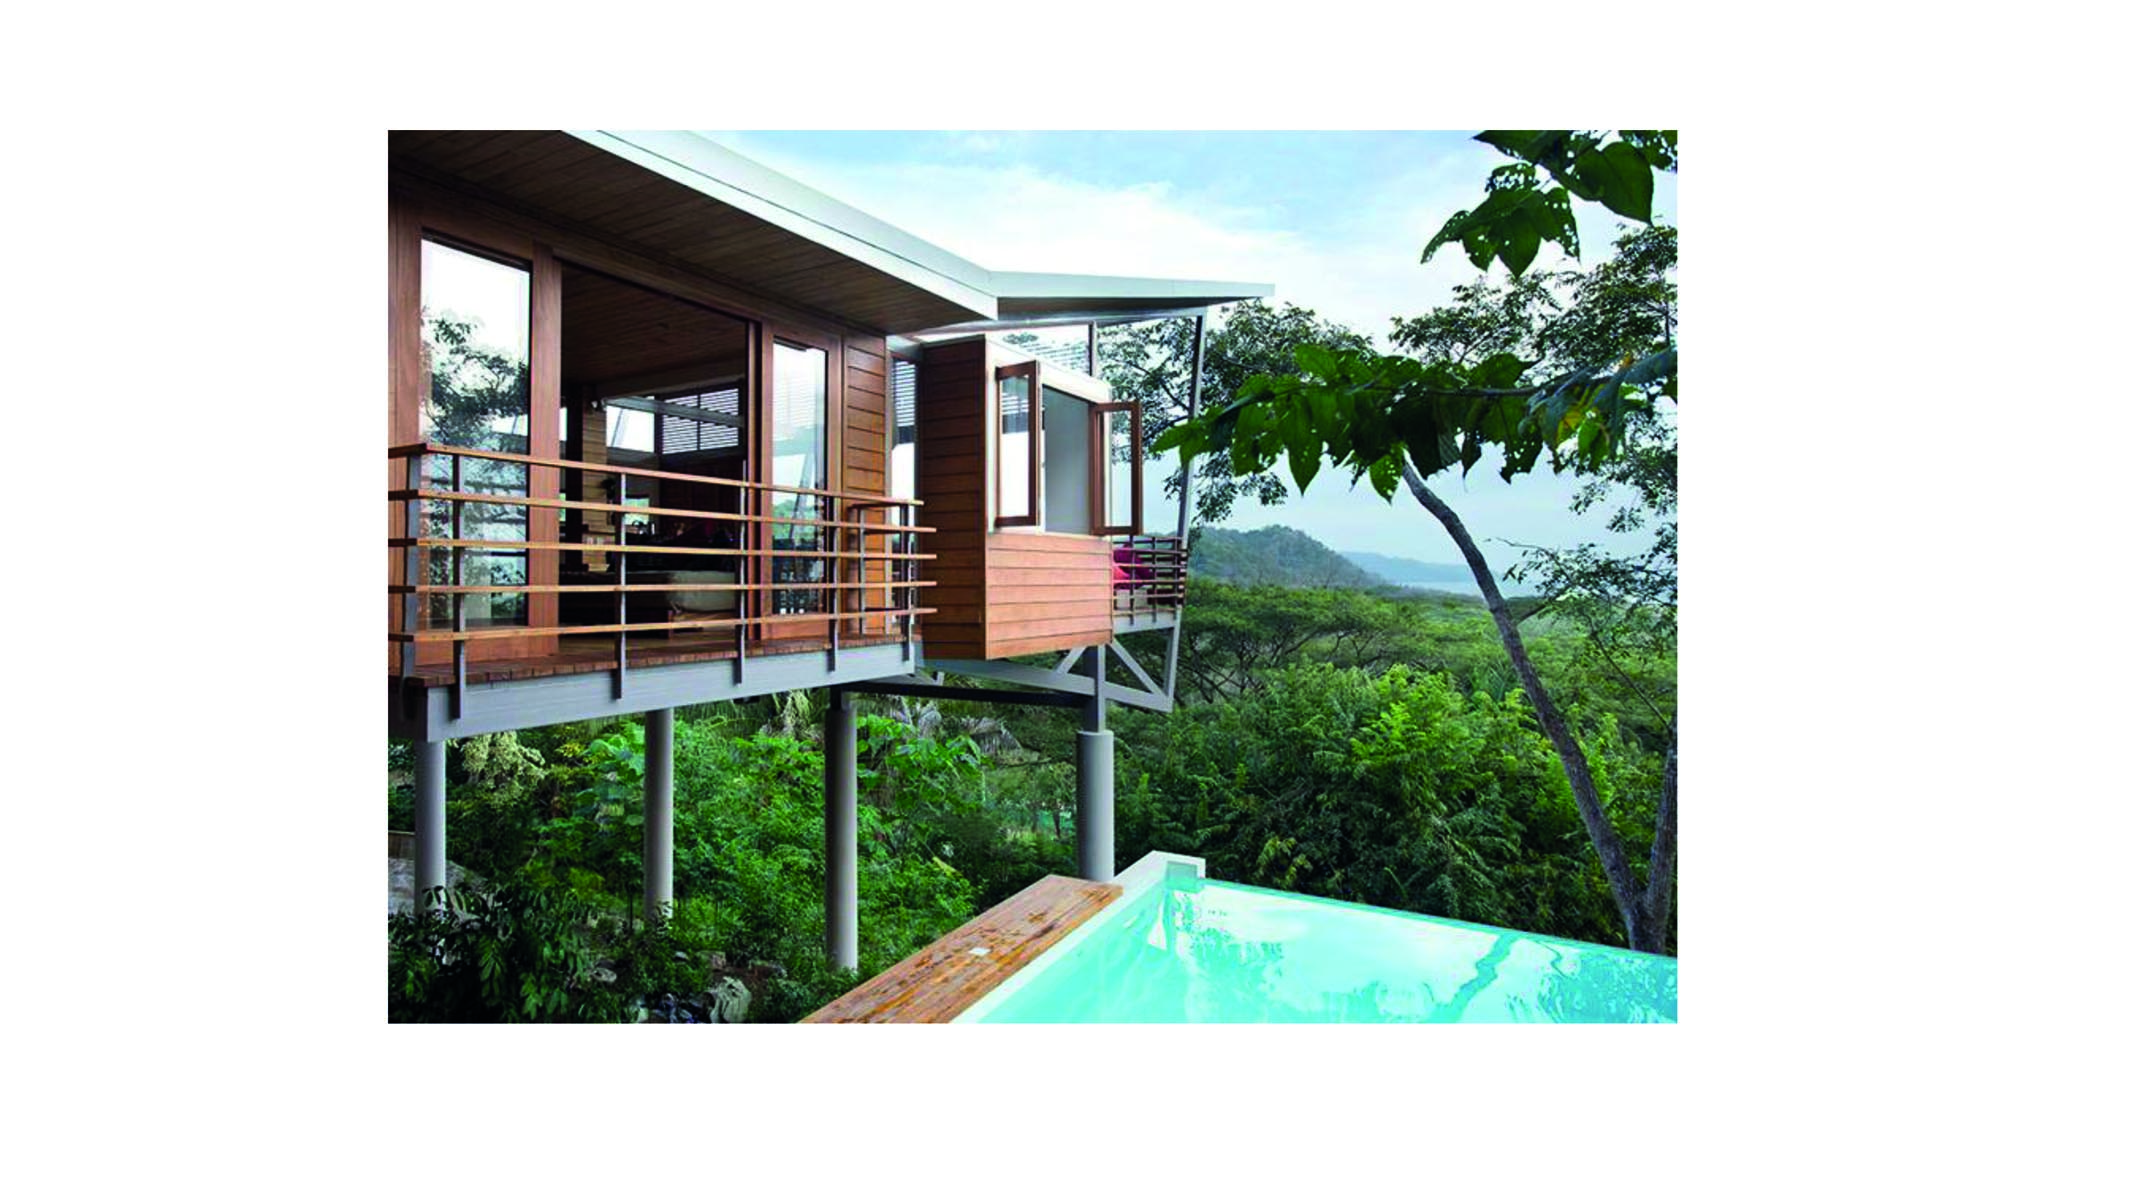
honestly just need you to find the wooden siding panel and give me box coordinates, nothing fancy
[916,339,990,651]
[982,529,1112,659]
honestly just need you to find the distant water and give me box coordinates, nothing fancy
[1384,577,1483,596]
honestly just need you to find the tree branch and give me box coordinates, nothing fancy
[1401,461,1651,950]
[1640,736,1678,950]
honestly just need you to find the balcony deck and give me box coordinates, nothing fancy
[387,441,1190,736]
[400,629,911,688]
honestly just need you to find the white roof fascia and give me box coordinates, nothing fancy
[987,270,1273,306]
[568,130,999,321]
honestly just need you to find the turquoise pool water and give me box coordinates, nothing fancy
[967,875,1676,1023]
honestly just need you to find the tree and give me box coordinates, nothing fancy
[1101,299,1372,524]
[1154,131,1679,952]
[1505,226,1677,750]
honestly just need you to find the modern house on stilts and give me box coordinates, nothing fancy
[387,131,1271,972]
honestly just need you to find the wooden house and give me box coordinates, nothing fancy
[386,131,1270,967]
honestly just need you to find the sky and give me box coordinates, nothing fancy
[710,131,1678,579]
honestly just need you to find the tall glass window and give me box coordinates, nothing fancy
[890,357,918,501]
[996,364,1037,525]
[771,342,828,613]
[419,239,530,629]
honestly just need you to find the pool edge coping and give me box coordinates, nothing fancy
[951,850,1205,1023]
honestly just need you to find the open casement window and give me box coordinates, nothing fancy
[995,361,1041,527]
[1090,400,1143,536]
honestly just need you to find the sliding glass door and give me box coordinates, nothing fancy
[768,340,829,621]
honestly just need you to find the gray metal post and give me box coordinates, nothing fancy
[1076,646,1114,881]
[1164,314,1208,696]
[413,738,447,909]
[825,688,859,971]
[643,708,675,924]
[1075,727,1116,884]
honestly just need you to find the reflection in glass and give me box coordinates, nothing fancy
[771,343,827,614]
[998,371,1032,521]
[419,239,530,629]
[1040,386,1089,532]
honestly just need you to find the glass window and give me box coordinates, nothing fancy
[1041,385,1091,533]
[997,365,1036,525]
[771,342,828,613]
[604,406,655,456]
[890,358,918,501]
[419,239,530,629]
[1103,406,1137,531]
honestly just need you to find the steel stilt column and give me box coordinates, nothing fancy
[413,738,447,910]
[1164,313,1207,697]
[825,688,859,971]
[1076,647,1115,882]
[643,708,675,925]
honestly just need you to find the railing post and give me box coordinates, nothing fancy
[734,483,749,685]
[451,454,465,720]
[613,466,628,701]
[902,501,916,660]
[399,450,424,679]
[827,494,841,671]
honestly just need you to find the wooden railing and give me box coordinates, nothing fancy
[1111,533,1188,620]
[388,442,934,694]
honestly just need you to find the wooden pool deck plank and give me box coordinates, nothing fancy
[802,875,1120,1023]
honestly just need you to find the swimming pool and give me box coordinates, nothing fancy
[957,856,1676,1023]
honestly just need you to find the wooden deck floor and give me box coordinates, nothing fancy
[403,630,907,686]
[803,875,1120,1023]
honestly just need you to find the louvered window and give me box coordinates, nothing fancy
[891,357,918,500]
[656,384,743,455]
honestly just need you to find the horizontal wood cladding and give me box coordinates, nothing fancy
[843,334,893,634]
[916,338,989,655]
[983,531,1111,658]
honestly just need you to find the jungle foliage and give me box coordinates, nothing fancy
[386,565,1674,1022]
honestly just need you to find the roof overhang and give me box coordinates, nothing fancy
[391,131,1274,336]
[567,130,1001,324]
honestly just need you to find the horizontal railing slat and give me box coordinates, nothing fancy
[389,607,938,644]
[390,581,936,595]
[388,488,930,534]
[388,441,918,507]
[391,537,933,562]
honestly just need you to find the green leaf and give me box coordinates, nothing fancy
[1573,141,1655,224]
[1474,130,1544,158]
[1293,344,1338,378]
[1497,205,1542,275]
[1421,207,1474,264]
[1289,440,1321,492]
[1472,352,1530,390]
[1366,455,1400,500]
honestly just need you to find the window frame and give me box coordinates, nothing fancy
[993,360,1042,528]
[1088,399,1144,537]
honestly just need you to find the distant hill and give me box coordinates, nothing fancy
[1190,526,1389,589]
[1339,550,1471,587]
